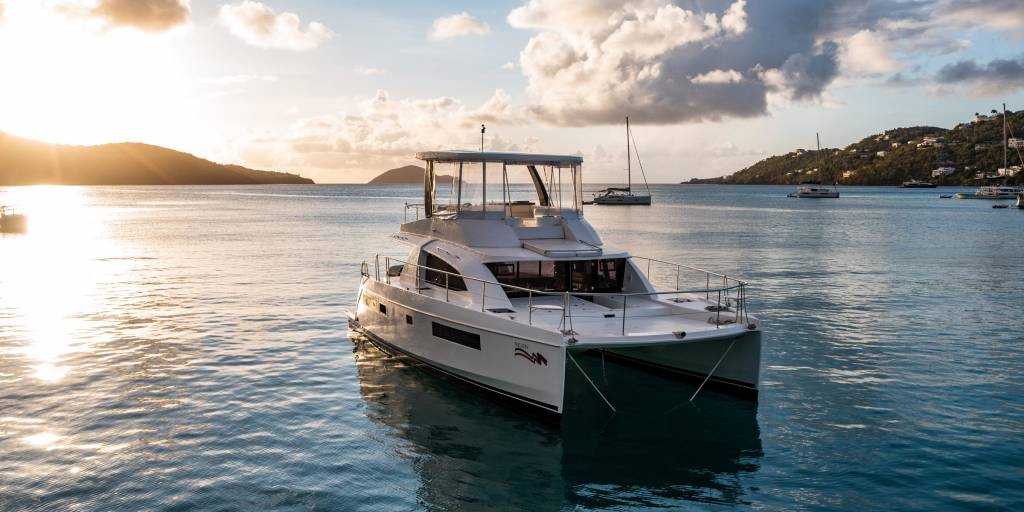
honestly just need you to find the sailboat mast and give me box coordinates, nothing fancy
[626,116,631,192]
[1003,103,1008,173]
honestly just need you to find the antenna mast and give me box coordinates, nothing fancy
[1003,104,1008,174]
[626,116,631,192]
[481,124,486,152]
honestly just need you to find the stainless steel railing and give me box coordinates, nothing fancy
[366,254,750,337]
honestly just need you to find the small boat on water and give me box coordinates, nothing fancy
[955,186,1023,199]
[993,204,1009,209]
[0,205,27,233]
[788,133,839,198]
[788,182,840,198]
[1017,193,1024,209]
[593,117,651,205]
[939,195,953,199]
[347,150,762,420]
[899,179,937,188]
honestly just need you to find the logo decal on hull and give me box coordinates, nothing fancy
[514,347,548,366]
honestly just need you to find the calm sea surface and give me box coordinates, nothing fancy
[1,184,1022,511]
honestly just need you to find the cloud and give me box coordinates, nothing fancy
[501,61,516,71]
[839,30,902,76]
[355,66,387,76]
[89,0,190,32]
[232,89,531,175]
[219,1,332,51]
[430,12,490,40]
[502,0,1024,126]
[0,2,5,23]
[935,56,1024,95]
[199,74,278,85]
[691,69,744,85]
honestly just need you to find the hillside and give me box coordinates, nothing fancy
[692,110,1024,186]
[0,132,313,185]
[368,165,454,184]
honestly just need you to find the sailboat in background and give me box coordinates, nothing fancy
[593,116,652,205]
[956,103,1023,199]
[788,133,839,198]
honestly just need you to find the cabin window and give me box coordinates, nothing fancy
[379,303,387,315]
[485,259,625,296]
[423,253,467,291]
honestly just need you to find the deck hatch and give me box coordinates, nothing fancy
[431,322,481,350]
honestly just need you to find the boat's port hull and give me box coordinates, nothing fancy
[354,281,568,415]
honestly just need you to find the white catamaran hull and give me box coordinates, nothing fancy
[350,279,761,417]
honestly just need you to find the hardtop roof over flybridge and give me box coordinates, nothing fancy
[415,151,583,166]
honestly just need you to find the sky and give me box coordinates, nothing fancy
[0,0,1022,183]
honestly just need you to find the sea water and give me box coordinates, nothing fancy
[1,184,1022,510]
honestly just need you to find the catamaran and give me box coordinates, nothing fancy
[592,117,652,205]
[957,103,1023,199]
[788,133,839,198]
[346,150,761,419]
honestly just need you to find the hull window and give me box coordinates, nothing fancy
[379,303,387,315]
[431,322,481,350]
[424,253,467,291]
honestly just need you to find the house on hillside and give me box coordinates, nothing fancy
[891,142,901,148]
[842,170,855,179]
[932,166,956,177]
[876,151,888,157]
[997,166,1022,177]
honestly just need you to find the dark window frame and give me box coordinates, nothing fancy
[431,322,481,350]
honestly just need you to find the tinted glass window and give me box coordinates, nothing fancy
[424,253,467,291]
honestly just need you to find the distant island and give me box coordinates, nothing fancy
[689,109,1024,186]
[0,132,314,186]
[368,165,454,185]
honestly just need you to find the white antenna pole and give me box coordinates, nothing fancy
[626,116,631,192]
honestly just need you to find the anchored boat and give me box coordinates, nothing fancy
[592,117,652,205]
[957,103,1023,200]
[347,150,762,420]
[788,133,839,198]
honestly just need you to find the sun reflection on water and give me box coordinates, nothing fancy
[1,186,130,384]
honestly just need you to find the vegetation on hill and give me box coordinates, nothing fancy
[691,110,1024,186]
[0,132,313,185]
[368,165,454,184]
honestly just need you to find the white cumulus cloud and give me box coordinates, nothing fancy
[430,12,490,40]
[219,1,331,51]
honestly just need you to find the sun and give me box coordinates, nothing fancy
[0,2,198,148]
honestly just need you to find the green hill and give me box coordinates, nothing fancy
[0,132,314,185]
[692,110,1024,186]
[368,165,454,184]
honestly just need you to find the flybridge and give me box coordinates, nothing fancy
[415,150,585,220]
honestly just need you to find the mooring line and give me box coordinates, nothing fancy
[567,351,616,413]
[689,338,737,403]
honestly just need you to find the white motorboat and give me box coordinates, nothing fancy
[955,185,1023,200]
[1017,193,1023,209]
[347,150,762,420]
[787,183,840,198]
[592,117,651,205]
[788,133,839,198]
[957,103,1023,200]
